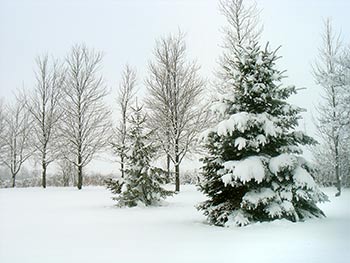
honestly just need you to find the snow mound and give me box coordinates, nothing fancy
[280,189,293,201]
[215,112,282,138]
[227,209,250,227]
[265,203,283,218]
[256,134,267,145]
[242,188,276,208]
[222,156,265,185]
[234,137,247,150]
[293,167,317,190]
[217,112,250,135]
[211,99,229,117]
[269,154,298,174]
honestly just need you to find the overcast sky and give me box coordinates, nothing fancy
[0,0,349,173]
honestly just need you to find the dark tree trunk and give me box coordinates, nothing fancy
[77,165,83,190]
[167,154,171,179]
[12,174,16,188]
[175,163,180,192]
[335,138,341,197]
[42,160,47,188]
[77,154,83,190]
[121,156,125,179]
[42,167,46,188]
[175,153,180,192]
[174,135,180,192]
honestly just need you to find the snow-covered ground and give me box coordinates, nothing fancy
[0,185,349,263]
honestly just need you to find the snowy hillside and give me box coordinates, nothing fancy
[0,185,349,263]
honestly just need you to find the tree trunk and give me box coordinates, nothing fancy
[42,161,47,188]
[167,154,171,179]
[77,147,83,190]
[335,138,341,197]
[121,156,125,178]
[63,172,69,187]
[77,165,83,190]
[42,167,46,188]
[12,174,16,188]
[174,134,181,192]
[77,153,83,190]
[175,163,180,192]
[42,147,47,188]
[175,154,180,192]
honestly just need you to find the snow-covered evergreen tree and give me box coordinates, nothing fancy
[113,104,172,207]
[198,42,328,226]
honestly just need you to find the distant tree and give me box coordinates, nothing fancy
[113,103,172,207]
[219,0,261,47]
[216,0,262,92]
[25,55,65,188]
[0,99,6,162]
[57,158,76,187]
[59,44,111,190]
[2,99,32,187]
[112,64,137,178]
[338,45,350,187]
[312,19,350,196]
[145,32,205,192]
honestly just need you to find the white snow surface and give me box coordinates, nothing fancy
[1,186,349,263]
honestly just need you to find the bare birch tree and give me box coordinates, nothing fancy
[59,44,111,190]
[112,64,137,178]
[146,32,205,192]
[25,55,65,188]
[2,99,32,187]
[312,18,348,196]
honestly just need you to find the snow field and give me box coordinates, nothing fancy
[0,185,349,263]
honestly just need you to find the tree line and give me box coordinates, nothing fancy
[0,34,207,191]
[0,45,112,189]
[0,0,349,199]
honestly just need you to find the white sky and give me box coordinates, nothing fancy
[0,0,349,174]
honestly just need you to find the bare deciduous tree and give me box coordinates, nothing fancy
[57,158,76,187]
[25,55,65,188]
[2,99,32,187]
[112,64,137,178]
[219,0,262,47]
[217,0,262,92]
[59,44,111,190]
[312,18,349,196]
[146,32,205,192]
[0,99,6,162]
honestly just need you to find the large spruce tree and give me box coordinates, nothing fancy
[197,42,328,226]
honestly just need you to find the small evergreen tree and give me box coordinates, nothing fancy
[113,104,172,207]
[198,42,328,226]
